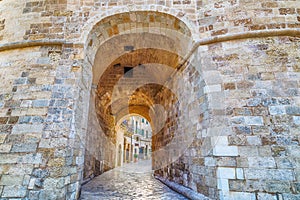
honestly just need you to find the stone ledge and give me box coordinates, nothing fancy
[198,29,300,46]
[0,40,83,52]
[1,29,299,53]
[155,175,211,200]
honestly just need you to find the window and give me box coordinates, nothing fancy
[124,66,133,77]
[142,129,144,136]
[135,121,138,134]
[146,131,148,138]
[142,118,144,123]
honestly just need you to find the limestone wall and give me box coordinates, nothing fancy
[201,36,300,200]
[155,36,300,199]
[0,0,197,45]
[0,43,86,199]
[198,0,300,38]
[0,0,299,199]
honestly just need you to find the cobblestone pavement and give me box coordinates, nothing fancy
[80,160,188,200]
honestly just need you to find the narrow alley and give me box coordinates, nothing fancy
[80,160,188,200]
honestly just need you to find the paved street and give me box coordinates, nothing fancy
[80,160,188,200]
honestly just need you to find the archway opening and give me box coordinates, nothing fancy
[81,10,209,195]
[115,115,152,169]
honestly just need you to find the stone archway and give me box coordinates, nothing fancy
[79,9,210,195]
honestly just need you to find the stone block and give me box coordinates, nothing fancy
[204,84,221,93]
[39,189,65,200]
[244,116,264,125]
[2,185,27,198]
[258,146,272,157]
[213,146,238,157]
[0,134,6,143]
[247,98,261,107]
[217,167,236,179]
[211,136,228,146]
[20,100,32,108]
[266,181,291,193]
[292,182,300,193]
[11,143,37,153]
[0,144,11,153]
[204,157,216,166]
[293,116,300,125]
[228,180,245,191]
[0,175,23,186]
[221,191,256,200]
[207,126,232,137]
[47,157,65,167]
[32,99,49,107]
[275,157,295,169]
[239,146,258,157]
[217,179,229,191]
[294,169,300,181]
[12,124,43,134]
[203,71,222,84]
[216,157,236,167]
[18,153,42,164]
[287,146,300,158]
[244,169,295,181]
[68,182,79,193]
[247,136,261,146]
[248,157,276,168]
[236,168,244,180]
[7,164,34,175]
[228,135,247,146]
[233,126,251,134]
[256,193,277,200]
[286,106,300,115]
[269,106,286,115]
[282,193,300,200]
[29,191,40,200]
[32,169,50,179]
[23,174,30,185]
[29,179,37,191]
[230,117,244,125]
[18,116,31,124]
[39,138,68,148]
[236,157,248,168]
[0,154,19,164]
[43,177,65,189]
[208,92,227,110]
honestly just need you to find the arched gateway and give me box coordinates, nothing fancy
[0,1,300,200]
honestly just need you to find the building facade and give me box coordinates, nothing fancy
[0,0,299,199]
[121,116,152,163]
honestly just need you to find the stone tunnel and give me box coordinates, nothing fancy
[0,1,300,199]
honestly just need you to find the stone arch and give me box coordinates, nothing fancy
[82,8,198,73]
[79,4,199,46]
[80,7,209,198]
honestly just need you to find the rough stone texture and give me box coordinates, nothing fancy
[0,0,300,199]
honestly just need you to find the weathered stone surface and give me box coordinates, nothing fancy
[248,157,276,168]
[0,175,23,185]
[244,169,295,181]
[2,185,27,198]
[11,143,37,153]
[217,167,235,179]
[32,168,50,179]
[0,1,300,199]
[256,193,277,200]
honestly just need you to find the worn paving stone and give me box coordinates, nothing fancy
[80,160,188,200]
